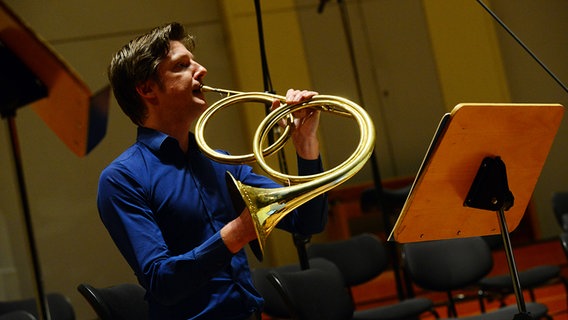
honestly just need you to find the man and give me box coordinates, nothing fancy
[97,22,328,320]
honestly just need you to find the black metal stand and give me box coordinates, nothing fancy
[318,0,407,300]
[476,0,568,95]
[5,116,51,320]
[1,40,50,320]
[252,0,312,267]
[464,156,534,320]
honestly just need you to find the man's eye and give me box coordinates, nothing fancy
[173,62,189,71]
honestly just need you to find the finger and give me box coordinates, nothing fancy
[286,89,318,103]
[270,99,281,112]
[292,106,318,118]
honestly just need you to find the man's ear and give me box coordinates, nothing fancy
[136,80,156,101]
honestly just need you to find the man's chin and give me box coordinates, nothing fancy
[195,98,208,112]
[193,94,207,105]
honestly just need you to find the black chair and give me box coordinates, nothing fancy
[474,235,568,312]
[267,258,355,320]
[253,259,331,318]
[402,236,551,319]
[77,283,149,320]
[268,256,538,320]
[252,267,290,319]
[553,192,568,231]
[306,233,438,319]
[477,263,567,313]
[559,232,568,262]
[0,293,74,320]
[0,311,36,320]
[252,257,339,319]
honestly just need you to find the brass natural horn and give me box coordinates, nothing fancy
[196,85,375,261]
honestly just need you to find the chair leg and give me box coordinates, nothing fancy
[542,313,553,320]
[429,308,440,319]
[528,288,536,302]
[561,276,568,312]
[477,289,487,313]
[446,291,458,317]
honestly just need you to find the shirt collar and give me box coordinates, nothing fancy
[137,126,169,152]
[136,127,198,160]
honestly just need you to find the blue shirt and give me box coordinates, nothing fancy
[97,127,327,320]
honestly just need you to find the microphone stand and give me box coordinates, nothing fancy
[474,1,568,318]
[253,0,311,270]
[475,0,568,95]
[318,0,407,301]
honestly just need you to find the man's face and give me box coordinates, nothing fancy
[152,40,208,123]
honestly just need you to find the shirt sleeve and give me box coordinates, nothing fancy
[97,164,234,305]
[279,155,328,235]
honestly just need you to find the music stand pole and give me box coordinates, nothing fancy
[497,208,529,318]
[464,156,531,319]
[4,115,51,320]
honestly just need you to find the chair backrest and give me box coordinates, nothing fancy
[0,293,74,320]
[553,192,568,231]
[77,283,149,320]
[306,233,388,287]
[402,236,493,292]
[560,232,568,259]
[267,259,354,320]
[252,267,291,318]
[0,311,36,320]
[360,185,412,214]
[252,258,342,319]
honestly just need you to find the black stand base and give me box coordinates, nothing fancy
[513,312,535,320]
[293,233,311,270]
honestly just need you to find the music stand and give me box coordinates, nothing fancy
[1,3,109,319]
[389,103,564,319]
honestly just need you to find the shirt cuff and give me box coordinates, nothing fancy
[297,154,323,176]
[195,231,234,272]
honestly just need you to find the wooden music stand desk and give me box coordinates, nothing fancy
[389,103,564,319]
[0,2,109,156]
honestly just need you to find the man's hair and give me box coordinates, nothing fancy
[108,22,195,126]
